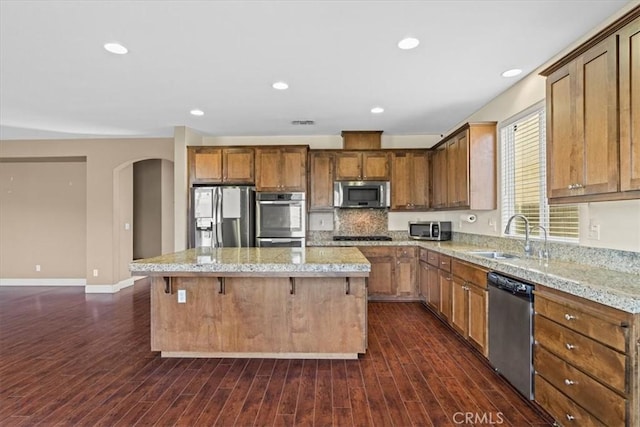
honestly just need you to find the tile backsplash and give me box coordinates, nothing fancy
[334,209,388,235]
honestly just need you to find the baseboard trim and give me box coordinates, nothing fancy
[84,276,146,294]
[0,278,86,287]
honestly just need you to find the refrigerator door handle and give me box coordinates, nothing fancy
[216,188,223,247]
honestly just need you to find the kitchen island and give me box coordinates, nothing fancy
[130,247,370,359]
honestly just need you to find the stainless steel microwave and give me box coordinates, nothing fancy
[334,181,390,208]
[408,221,452,241]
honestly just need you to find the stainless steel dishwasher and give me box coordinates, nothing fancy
[488,271,534,400]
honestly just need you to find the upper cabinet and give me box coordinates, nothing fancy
[187,146,254,185]
[620,16,640,192]
[308,151,335,211]
[391,150,430,211]
[341,131,382,150]
[255,146,308,192]
[335,151,390,181]
[430,122,496,210]
[431,146,448,209]
[541,7,640,203]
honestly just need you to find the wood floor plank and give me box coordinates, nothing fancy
[277,359,303,415]
[330,360,350,409]
[0,285,553,427]
[294,359,317,426]
[253,359,290,426]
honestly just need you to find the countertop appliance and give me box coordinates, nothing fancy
[408,221,452,241]
[256,192,306,247]
[488,271,535,400]
[191,186,255,248]
[334,181,390,208]
[332,235,392,241]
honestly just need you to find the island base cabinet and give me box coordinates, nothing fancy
[151,276,367,359]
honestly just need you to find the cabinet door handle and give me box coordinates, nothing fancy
[345,277,350,295]
[564,379,576,386]
[290,277,296,295]
[564,313,576,321]
[566,414,575,421]
[565,343,575,350]
[218,277,225,294]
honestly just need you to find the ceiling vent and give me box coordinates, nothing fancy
[291,120,315,125]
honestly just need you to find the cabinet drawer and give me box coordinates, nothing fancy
[396,247,416,259]
[535,293,627,352]
[451,259,487,287]
[427,250,439,267]
[358,246,394,259]
[419,248,428,263]
[535,376,607,427]
[535,315,626,393]
[535,345,626,426]
[438,254,451,272]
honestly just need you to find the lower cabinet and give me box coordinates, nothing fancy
[534,285,635,427]
[451,259,489,356]
[359,246,417,300]
[439,269,452,321]
[420,251,489,358]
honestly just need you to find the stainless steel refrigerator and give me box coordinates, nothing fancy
[190,186,255,248]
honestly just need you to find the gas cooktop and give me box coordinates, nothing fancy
[332,235,393,241]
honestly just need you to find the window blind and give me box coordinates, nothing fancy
[501,108,579,241]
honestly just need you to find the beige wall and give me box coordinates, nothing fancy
[134,159,162,259]
[0,159,86,278]
[0,138,174,288]
[116,164,133,281]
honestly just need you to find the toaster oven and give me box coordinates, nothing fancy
[408,221,452,241]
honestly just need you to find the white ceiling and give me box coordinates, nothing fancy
[0,0,631,140]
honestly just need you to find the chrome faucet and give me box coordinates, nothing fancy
[504,214,533,257]
[529,224,549,262]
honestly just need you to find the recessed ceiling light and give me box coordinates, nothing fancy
[190,109,204,116]
[103,42,128,55]
[502,68,522,77]
[272,81,289,90]
[371,107,384,114]
[397,37,420,50]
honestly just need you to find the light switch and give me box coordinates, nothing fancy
[124,223,130,230]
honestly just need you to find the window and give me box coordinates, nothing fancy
[501,104,579,241]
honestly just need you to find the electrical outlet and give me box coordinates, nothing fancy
[588,223,601,240]
[35,264,41,272]
[177,289,186,303]
[93,269,99,277]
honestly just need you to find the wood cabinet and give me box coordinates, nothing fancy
[430,122,496,210]
[341,131,382,150]
[446,131,469,207]
[431,146,448,209]
[545,36,619,201]
[438,268,452,321]
[620,16,640,192]
[358,247,395,297]
[391,150,430,210]
[541,7,640,203]
[188,146,254,185]
[308,151,335,210]
[358,246,417,300]
[450,259,489,356]
[534,286,637,426]
[335,151,389,181]
[255,146,308,192]
[395,247,417,297]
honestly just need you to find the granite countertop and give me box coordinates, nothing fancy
[129,247,370,276]
[308,236,640,314]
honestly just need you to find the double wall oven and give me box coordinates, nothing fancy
[256,192,306,247]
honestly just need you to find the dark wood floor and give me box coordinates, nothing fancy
[0,280,552,426]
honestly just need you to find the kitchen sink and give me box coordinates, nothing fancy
[467,251,520,260]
